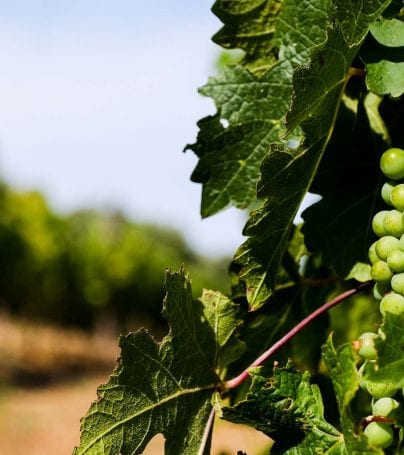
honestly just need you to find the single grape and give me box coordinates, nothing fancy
[367,380,398,398]
[380,292,404,316]
[390,183,404,211]
[387,249,404,272]
[369,242,380,264]
[373,282,390,300]
[380,147,404,180]
[356,332,378,360]
[375,236,400,261]
[399,234,404,252]
[391,272,404,295]
[371,261,393,283]
[364,422,394,449]
[381,181,396,205]
[372,211,389,237]
[383,210,404,237]
[372,397,399,417]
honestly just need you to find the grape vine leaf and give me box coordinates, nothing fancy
[364,312,404,389]
[74,270,244,455]
[301,100,381,278]
[211,0,283,74]
[370,17,404,48]
[366,60,404,97]
[232,0,390,309]
[186,0,329,217]
[323,338,383,454]
[333,0,392,46]
[361,28,404,97]
[218,363,344,454]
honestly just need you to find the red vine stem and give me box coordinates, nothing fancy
[224,281,371,391]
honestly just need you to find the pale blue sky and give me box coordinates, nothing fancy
[0,1,247,256]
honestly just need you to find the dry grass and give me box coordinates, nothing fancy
[0,313,119,384]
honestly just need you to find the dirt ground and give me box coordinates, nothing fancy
[0,315,272,454]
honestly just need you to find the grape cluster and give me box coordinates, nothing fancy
[355,148,404,449]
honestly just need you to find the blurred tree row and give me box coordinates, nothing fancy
[0,183,229,330]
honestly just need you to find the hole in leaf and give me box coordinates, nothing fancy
[141,433,165,454]
[220,118,230,129]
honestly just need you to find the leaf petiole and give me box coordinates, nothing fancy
[224,282,371,391]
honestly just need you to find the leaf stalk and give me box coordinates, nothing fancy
[224,281,371,390]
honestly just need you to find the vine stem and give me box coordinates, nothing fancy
[348,67,366,77]
[224,281,371,391]
[198,406,216,455]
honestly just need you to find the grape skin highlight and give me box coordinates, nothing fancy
[380,148,404,180]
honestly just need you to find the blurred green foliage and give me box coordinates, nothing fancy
[0,183,229,330]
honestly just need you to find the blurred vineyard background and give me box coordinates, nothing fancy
[0,180,229,332]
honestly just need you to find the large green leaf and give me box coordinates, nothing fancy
[234,40,353,308]
[333,0,392,46]
[211,0,283,74]
[301,100,382,277]
[74,270,244,455]
[323,338,383,455]
[219,363,344,454]
[233,0,390,309]
[186,0,329,217]
[188,64,290,217]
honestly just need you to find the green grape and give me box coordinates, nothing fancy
[372,397,399,417]
[380,147,404,180]
[375,236,400,261]
[399,234,404,252]
[364,422,394,449]
[356,332,378,360]
[369,241,380,264]
[371,261,393,283]
[372,211,389,237]
[380,292,404,316]
[390,183,404,211]
[373,282,390,300]
[387,249,404,272]
[367,380,398,398]
[391,272,404,295]
[381,181,396,205]
[383,210,404,237]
